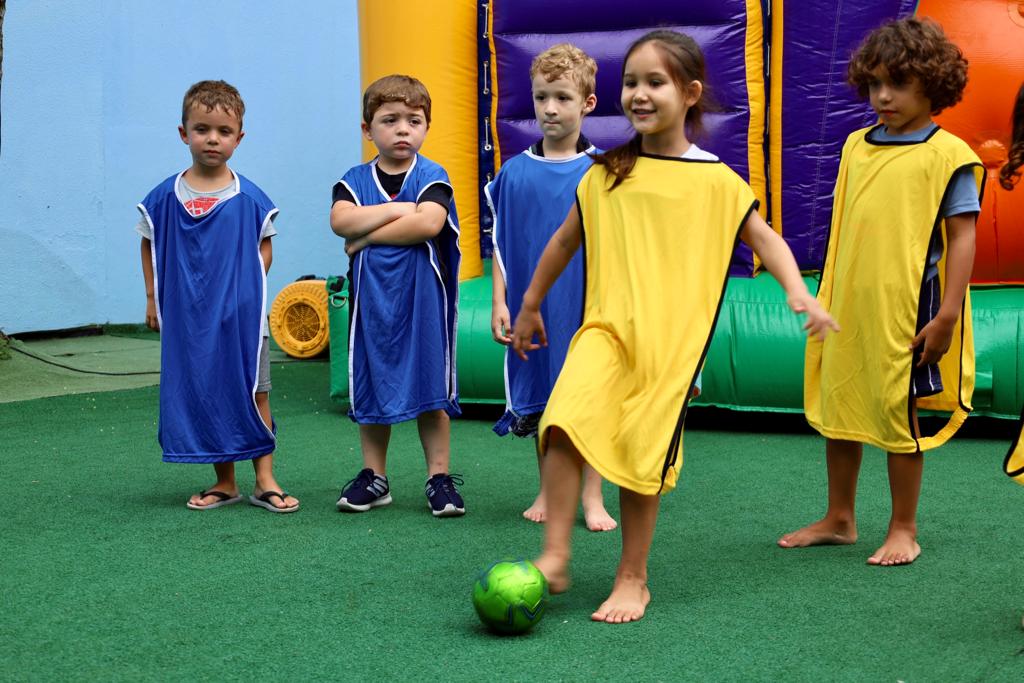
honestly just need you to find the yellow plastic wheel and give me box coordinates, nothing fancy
[269,280,330,358]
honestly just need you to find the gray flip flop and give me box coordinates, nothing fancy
[249,490,299,514]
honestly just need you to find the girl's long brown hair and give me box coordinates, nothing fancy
[592,30,709,190]
[1000,83,1024,191]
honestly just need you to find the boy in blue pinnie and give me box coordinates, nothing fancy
[488,44,616,531]
[138,80,299,513]
[331,75,465,517]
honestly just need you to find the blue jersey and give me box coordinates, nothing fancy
[487,146,595,435]
[339,155,461,423]
[139,172,276,463]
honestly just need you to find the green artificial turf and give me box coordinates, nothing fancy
[2,360,1024,681]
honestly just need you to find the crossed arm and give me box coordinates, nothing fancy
[330,199,448,256]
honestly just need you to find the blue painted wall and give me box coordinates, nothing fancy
[0,0,361,333]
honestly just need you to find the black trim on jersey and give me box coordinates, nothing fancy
[659,199,759,492]
[1005,409,1024,478]
[639,152,720,164]
[905,161,984,448]
[530,134,592,157]
[863,123,942,147]
[575,193,586,326]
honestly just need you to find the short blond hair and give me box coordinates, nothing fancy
[181,80,245,127]
[530,43,597,98]
[362,74,432,125]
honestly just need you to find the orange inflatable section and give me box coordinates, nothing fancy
[918,0,1024,284]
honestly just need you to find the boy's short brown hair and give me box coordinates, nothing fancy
[181,80,245,127]
[530,43,597,98]
[362,74,432,125]
[847,17,968,115]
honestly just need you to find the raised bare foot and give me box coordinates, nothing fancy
[582,500,618,532]
[778,518,857,548]
[591,575,650,623]
[532,554,570,594]
[522,494,546,523]
[866,528,920,566]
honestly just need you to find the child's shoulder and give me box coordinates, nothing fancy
[235,173,275,210]
[411,153,450,178]
[140,172,182,205]
[927,128,980,162]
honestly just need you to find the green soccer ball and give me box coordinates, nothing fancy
[472,560,549,634]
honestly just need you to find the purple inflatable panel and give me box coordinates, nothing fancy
[488,0,766,274]
[772,0,917,270]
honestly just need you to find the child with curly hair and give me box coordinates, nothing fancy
[780,17,983,565]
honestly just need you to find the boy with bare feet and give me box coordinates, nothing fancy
[781,18,981,565]
[488,44,616,533]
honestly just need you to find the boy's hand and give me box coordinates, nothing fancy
[788,292,839,341]
[491,301,512,345]
[910,315,955,366]
[511,305,547,361]
[145,297,160,331]
[345,236,370,257]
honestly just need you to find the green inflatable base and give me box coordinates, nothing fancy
[328,266,1024,419]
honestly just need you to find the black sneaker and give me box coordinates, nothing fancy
[425,473,465,517]
[336,468,391,512]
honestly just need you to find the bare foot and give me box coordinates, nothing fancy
[582,500,618,532]
[778,518,857,548]
[591,575,650,623]
[532,554,570,594]
[522,494,546,524]
[866,528,920,566]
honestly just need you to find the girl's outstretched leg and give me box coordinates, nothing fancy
[778,438,861,547]
[592,487,658,623]
[532,427,583,594]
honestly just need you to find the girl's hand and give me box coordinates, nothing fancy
[345,236,370,257]
[145,297,160,331]
[788,292,839,340]
[910,314,955,366]
[511,305,547,361]
[491,301,512,345]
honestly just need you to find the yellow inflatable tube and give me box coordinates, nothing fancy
[357,0,482,279]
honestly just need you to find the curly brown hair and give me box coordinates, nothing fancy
[530,43,597,98]
[847,17,968,115]
[181,80,245,128]
[1000,83,1024,191]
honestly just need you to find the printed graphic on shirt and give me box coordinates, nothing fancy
[184,196,221,216]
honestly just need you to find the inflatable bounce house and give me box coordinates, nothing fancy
[270,0,1024,471]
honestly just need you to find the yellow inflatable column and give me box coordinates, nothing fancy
[358,0,482,279]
